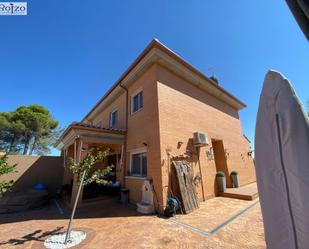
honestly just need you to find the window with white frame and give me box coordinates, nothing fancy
[130,151,147,177]
[109,110,118,127]
[132,90,143,113]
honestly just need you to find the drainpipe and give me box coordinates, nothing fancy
[197,147,206,201]
[120,84,129,188]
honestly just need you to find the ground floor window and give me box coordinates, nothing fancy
[130,152,147,177]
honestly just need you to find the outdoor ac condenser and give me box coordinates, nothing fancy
[193,132,209,146]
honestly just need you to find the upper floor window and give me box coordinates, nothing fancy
[109,110,118,127]
[132,91,143,113]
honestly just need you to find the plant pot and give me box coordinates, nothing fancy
[231,174,239,188]
[216,172,226,192]
[230,171,239,188]
[120,188,129,204]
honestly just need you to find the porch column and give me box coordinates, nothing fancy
[70,138,84,207]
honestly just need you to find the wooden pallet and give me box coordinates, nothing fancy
[172,160,199,214]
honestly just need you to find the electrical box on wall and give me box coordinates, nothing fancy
[193,132,209,147]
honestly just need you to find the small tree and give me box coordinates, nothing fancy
[64,148,113,244]
[0,154,17,197]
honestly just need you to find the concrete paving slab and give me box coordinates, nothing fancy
[0,197,266,249]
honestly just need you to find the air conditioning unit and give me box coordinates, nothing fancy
[193,132,209,147]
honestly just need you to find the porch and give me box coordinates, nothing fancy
[221,182,258,201]
[55,122,126,206]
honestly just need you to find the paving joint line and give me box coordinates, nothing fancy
[169,200,259,236]
[53,199,64,215]
[209,200,259,234]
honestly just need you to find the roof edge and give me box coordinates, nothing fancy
[81,39,246,122]
[54,122,126,148]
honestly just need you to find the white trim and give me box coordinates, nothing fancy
[128,147,147,154]
[57,128,125,150]
[74,140,77,164]
[63,149,67,168]
[78,140,83,163]
[131,89,143,114]
[109,109,118,127]
[131,87,143,99]
[125,176,147,180]
[119,145,124,167]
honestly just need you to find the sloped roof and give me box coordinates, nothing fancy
[54,122,126,149]
[81,39,246,122]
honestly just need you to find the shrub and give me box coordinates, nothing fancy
[216,171,225,177]
[0,154,17,197]
[230,170,238,176]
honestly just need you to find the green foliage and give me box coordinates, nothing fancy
[0,112,25,153]
[216,171,225,177]
[0,104,60,155]
[230,170,238,176]
[67,149,113,186]
[0,154,17,197]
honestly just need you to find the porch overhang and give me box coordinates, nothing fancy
[55,122,126,150]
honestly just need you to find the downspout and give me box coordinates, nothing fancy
[120,84,129,188]
[197,147,205,201]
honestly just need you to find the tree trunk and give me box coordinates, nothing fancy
[23,131,30,155]
[8,134,16,152]
[29,136,37,155]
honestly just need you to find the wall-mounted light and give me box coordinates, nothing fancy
[206,147,214,160]
[247,150,254,157]
[225,149,230,157]
[177,141,183,149]
[143,142,148,147]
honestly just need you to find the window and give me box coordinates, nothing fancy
[109,110,118,127]
[130,152,147,177]
[132,91,143,113]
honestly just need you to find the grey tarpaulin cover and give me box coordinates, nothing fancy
[255,70,309,249]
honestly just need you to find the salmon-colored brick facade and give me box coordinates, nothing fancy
[156,65,256,206]
[58,40,256,212]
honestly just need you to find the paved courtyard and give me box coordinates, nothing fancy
[0,197,266,249]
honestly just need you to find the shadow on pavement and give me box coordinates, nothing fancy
[0,198,149,225]
[0,226,64,246]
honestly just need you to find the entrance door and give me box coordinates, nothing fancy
[212,140,231,188]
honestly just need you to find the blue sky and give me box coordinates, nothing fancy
[1,1,308,155]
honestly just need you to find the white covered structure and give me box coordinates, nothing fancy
[255,70,309,249]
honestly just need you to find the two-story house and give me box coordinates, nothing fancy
[55,39,256,212]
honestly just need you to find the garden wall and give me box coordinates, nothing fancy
[0,155,64,195]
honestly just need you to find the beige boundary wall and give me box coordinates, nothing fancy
[0,155,64,195]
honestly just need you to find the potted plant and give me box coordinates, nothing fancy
[216,171,226,192]
[230,170,239,188]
